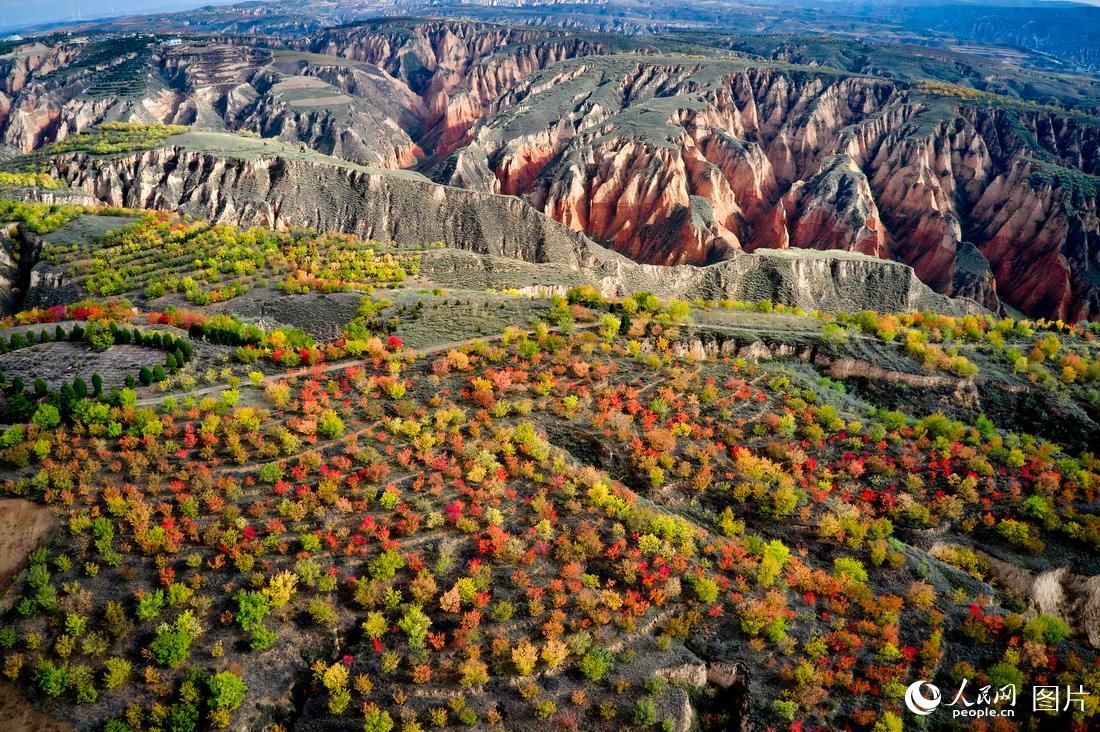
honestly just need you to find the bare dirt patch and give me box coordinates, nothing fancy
[0,682,74,732]
[392,293,552,349]
[0,498,56,605]
[0,341,165,390]
[210,290,364,341]
[0,500,70,731]
[40,214,134,248]
[288,94,354,107]
[271,76,331,91]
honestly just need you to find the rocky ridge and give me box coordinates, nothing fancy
[43,140,981,315]
[442,57,1100,320]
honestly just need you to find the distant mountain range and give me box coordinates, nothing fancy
[8,0,1100,73]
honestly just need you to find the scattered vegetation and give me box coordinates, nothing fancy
[46,123,188,156]
[0,202,1097,730]
[43,211,419,304]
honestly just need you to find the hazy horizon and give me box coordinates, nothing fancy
[3,0,1100,33]
[0,0,240,31]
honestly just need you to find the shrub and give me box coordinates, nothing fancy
[996,519,1044,552]
[1023,495,1054,522]
[772,699,797,722]
[368,549,404,581]
[31,404,61,430]
[757,540,790,588]
[318,409,345,439]
[264,571,297,608]
[512,639,539,676]
[150,629,191,668]
[821,323,849,346]
[633,697,659,726]
[598,314,622,341]
[150,615,197,669]
[833,557,868,584]
[258,462,284,483]
[987,661,1024,692]
[102,657,131,690]
[235,590,271,633]
[688,574,720,603]
[83,322,115,352]
[308,598,339,627]
[872,711,904,732]
[167,702,198,732]
[136,590,165,621]
[35,660,71,697]
[579,646,614,681]
[207,671,247,712]
[363,704,395,732]
[1022,614,1071,644]
[398,605,431,651]
[362,612,387,639]
[249,624,278,651]
[458,657,489,688]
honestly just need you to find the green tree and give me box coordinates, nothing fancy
[579,646,614,681]
[235,591,271,633]
[31,404,61,430]
[397,604,431,651]
[318,409,345,439]
[207,671,247,712]
[35,660,71,697]
[598,314,622,341]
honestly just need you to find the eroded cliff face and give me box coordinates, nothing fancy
[306,21,615,155]
[445,58,1099,320]
[0,22,614,167]
[2,23,1097,319]
[44,142,979,316]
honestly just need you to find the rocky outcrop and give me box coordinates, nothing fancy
[46,146,614,266]
[44,140,983,317]
[0,224,20,314]
[0,24,613,166]
[780,154,886,257]
[0,223,63,315]
[306,20,616,155]
[447,57,1098,319]
[941,545,1100,650]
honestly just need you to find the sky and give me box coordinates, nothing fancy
[3,0,1100,33]
[0,0,240,31]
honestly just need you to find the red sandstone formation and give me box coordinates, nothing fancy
[0,22,1097,320]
